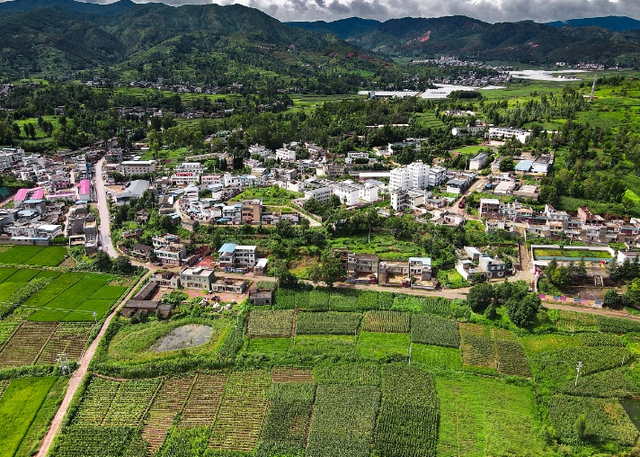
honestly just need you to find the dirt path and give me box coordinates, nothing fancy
[36,270,151,457]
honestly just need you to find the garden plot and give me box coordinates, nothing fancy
[306,384,380,457]
[102,378,160,426]
[179,373,227,428]
[361,310,410,333]
[314,363,381,386]
[209,370,270,452]
[247,309,294,337]
[519,334,585,356]
[271,367,314,383]
[142,376,197,452]
[459,323,529,376]
[294,312,361,335]
[411,344,463,371]
[374,365,440,457]
[411,314,460,348]
[357,332,409,361]
[291,335,356,357]
[0,321,58,368]
[36,322,94,364]
[258,382,316,457]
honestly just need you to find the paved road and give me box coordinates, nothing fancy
[95,158,118,258]
[36,270,151,457]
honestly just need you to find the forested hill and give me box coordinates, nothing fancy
[288,15,640,67]
[0,0,390,85]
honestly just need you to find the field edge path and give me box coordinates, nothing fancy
[35,269,151,457]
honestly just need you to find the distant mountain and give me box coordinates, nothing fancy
[547,16,640,32]
[288,15,640,66]
[0,2,391,83]
[0,0,134,16]
[285,17,380,40]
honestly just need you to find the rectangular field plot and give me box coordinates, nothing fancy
[142,376,196,452]
[247,309,294,337]
[496,339,530,377]
[0,377,57,457]
[460,323,529,376]
[373,365,439,457]
[36,322,94,364]
[291,335,356,357]
[0,321,58,368]
[24,246,68,266]
[361,310,410,333]
[54,426,136,457]
[357,332,409,361]
[519,334,585,356]
[0,246,44,265]
[412,344,463,371]
[258,382,315,457]
[0,269,40,300]
[209,370,270,452]
[437,375,551,457]
[411,314,460,348]
[314,363,381,386]
[294,312,361,335]
[88,285,127,301]
[72,377,122,425]
[22,273,87,308]
[179,373,227,428]
[0,268,18,283]
[102,378,160,426]
[271,367,314,383]
[306,384,380,457]
[244,337,291,356]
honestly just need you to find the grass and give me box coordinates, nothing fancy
[291,335,356,358]
[437,374,551,457]
[243,337,291,356]
[356,332,409,361]
[533,248,611,259]
[411,344,463,371]
[0,377,57,457]
[327,233,424,260]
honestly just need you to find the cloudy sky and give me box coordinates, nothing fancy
[118,0,640,23]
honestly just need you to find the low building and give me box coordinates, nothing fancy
[248,289,274,305]
[479,198,500,218]
[408,257,432,280]
[211,277,248,294]
[180,267,216,291]
[469,152,490,171]
[122,160,156,177]
[151,271,180,288]
[154,243,186,266]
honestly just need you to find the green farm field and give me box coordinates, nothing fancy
[0,246,67,267]
[0,377,62,457]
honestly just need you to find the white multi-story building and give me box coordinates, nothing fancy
[122,160,156,177]
[332,183,361,206]
[180,267,216,291]
[218,243,257,268]
[304,187,333,204]
[0,148,25,170]
[389,161,447,191]
[171,172,200,186]
[276,148,296,161]
[248,144,272,158]
[175,162,205,174]
[488,127,531,143]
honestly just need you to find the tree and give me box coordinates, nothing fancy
[321,250,343,289]
[93,250,113,272]
[603,289,619,308]
[466,283,494,313]
[307,263,322,284]
[299,217,309,235]
[506,293,541,327]
[112,256,134,275]
[623,278,640,307]
[273,259,298,289]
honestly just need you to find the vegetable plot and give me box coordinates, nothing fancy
[362,311,410,333]
[306,384,380,457]
[295,312,361,335]
[209,370,270,452]
[411,314,460,348]
[247,309,294,337]
[373,365,440,457]
[179,373,227,428]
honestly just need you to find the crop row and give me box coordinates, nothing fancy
[373,365,439,457]
[0,321,58,368]
[495,340,530,377]
[362,310,410,333]
[258,382,316,457]
[102,378,160,427]
[596,315,640,334]
[314,363,381,387]
[411,314,460,348]
[247,309,294,337]
[179,373,227,428]
[53,426,136,457]
[306,384,381,457]
[209,370,271,452]
[295,312,361,335]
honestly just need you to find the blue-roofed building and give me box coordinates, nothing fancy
[515,160,533,172]
[218,243,257,268]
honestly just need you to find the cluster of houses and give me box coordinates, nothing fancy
[0,148,102,249]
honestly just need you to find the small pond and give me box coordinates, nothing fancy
[151,324,213,352]
[621,399,640,431]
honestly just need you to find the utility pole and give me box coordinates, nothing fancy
[92,311,97,325]
[575,361,583,387]
[56,353,70,376]
[408,345,412,366]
